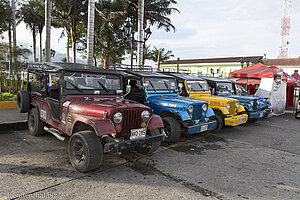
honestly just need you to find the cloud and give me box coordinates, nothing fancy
[148,0,300,59]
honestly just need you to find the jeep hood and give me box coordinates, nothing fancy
[190,93,237,104]
[64,95,149,117]
[147,94,205,107]
[226,95,259,103]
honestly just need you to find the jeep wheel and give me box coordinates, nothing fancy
[210,114,223,133]
[68,131,103,172]
[248,116,258,122]
[136,129,161,155]
[17,90,30,113]
[162,117,181,142]
[28,108,45,136]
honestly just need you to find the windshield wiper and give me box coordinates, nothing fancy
[96,80,109,93]
[163,80,171,91]
[66,80,82,92]
[197,83,204,91]
[148,81,156,91]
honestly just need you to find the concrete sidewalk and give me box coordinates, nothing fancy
[0,109,27,124]
[0,109,27,131]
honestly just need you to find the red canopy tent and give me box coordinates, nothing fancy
[236,78,261,85]
[229,63,277,78]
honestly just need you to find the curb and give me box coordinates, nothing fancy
[0,120,27,132]
[0,101,17,109]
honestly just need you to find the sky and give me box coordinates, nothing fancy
[4,0,300,63]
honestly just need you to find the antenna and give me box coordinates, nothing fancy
[279,0,292,58]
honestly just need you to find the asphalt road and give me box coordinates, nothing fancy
[0,113,299,200]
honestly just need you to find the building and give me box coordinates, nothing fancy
[159,56,300,76]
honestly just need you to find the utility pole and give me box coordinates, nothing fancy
[137,0,144,69]
[45,0,51,62]
[87,0,95,66]
[279,0,292,58]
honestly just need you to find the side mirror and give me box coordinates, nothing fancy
[143,83,149,90]
[126,85,131,93]
[210,88,215,95]
[178,83,183,93]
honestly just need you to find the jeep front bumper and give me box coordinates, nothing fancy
[103,133,165,153]
[224,114,248,126]
[248,110,266,119]
[188,120,217,134]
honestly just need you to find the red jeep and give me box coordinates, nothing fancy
[17,63,165,172]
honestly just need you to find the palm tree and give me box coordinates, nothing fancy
[52,0,88,63]
[150,46,174,65]
[19,1,39,62]
[45,0,51,62]
[91,0,126,68]
[87,0,95,65]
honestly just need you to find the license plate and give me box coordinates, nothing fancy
[201,125,208,132]
[130,128,146,140]
[260,112,264,117]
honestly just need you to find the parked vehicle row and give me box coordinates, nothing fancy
[17,63,271,172]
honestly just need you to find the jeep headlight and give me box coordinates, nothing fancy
[235,102,239,109]
[187,105,194,114]
[141,110,150,122]
[226,103,230,110]
[202,104,208,112]
[113,112,123,124]
[250,101,254,107]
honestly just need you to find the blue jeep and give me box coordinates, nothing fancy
[235,83,272,117]
[122,71,217,142]
[202,77,266,122]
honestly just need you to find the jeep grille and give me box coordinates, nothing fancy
[229,102,236,115]
[192,104,203,120]
[120,109,142,137]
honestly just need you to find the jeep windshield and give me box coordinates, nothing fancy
[216,82,234,95]
[64,72,121,93]
[144,78,177,92]
[186,80,209,92]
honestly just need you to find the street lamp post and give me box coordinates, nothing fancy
[122,19,152,70]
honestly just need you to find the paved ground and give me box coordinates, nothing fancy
[0,109,27,124]
[0,113,299,200]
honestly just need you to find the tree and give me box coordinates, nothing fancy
[87,0,95,65]
[19,0,43,62]
[52,0,88,63]
[150,46,174,63]
[78,0,126,68]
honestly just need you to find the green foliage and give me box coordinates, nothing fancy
[0,92,17,101]
[151,46,174,63]
[0,0,12,36]
[0,43,31,62]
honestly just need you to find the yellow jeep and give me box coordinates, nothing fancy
[168,73,248,132]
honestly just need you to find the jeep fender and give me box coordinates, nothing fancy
[71,116,116,136]
[205,107,215,118]
[216,107,230,115]
[159,108,191,121]
[237,105,245,113]
[147,114,164,130]
[241,103,251,111]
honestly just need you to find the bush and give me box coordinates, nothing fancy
[0,92,17,101]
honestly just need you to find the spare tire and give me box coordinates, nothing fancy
[17,90,30,113]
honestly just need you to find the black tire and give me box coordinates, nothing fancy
[162,117,181,142]
[248,116,258,122]
[28,108,45,136]
[17,90,30,113]
[295,111,300,119]
[210,113,223,133]
[135,129,161,155]
[68,131,103,172]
